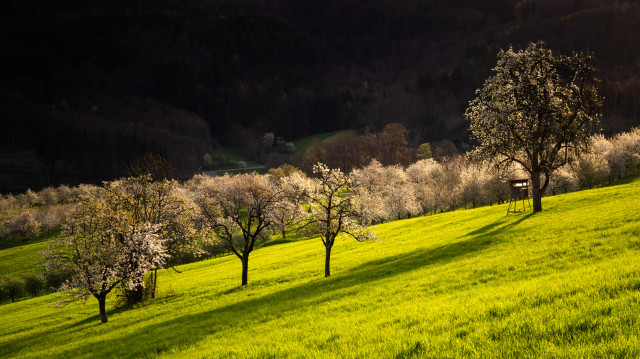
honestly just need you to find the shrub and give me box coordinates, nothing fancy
[546,166,579,195]
[4,277,25,302]
[57,185,75,203]
[39,187,60,205]
[9,211,41,241]
[0,219,11,238]
[24,189,42,207]
[3,194,18,209]
[0,196,11,211]
[44,270,69,292]
[0,280,8,303]
[23,273,46,297]
[74,184,101,199]
[571,151,609,189]
[37,205,67,234]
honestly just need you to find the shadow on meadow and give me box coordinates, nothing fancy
[466,213,533,237]
[37,215,531,358]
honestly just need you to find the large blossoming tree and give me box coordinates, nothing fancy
[465,41,601,212]
[104,176,199,303]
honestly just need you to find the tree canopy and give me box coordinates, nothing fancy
[465,41,601,212]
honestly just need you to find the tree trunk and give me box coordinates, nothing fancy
[324,244,332,277]
[151,269,158,299]
[531,171,542,212]
[98,296,108,323]
[241,257,249,286]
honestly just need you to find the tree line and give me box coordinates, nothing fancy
[1,123,637,319]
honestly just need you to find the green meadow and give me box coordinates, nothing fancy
[0,240,48,276]
[1,174,639,358]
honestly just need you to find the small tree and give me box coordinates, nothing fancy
[351,160,389,223]
[546,165,579,195]
[104,176,198,303]
[417,142,433,160]
[268,171,313,239]
[376,123,411,166]
[44,197,166,323]
[127,153,175,181]
[466,41,601,212]
[23,273,45,297]
[406,159,442,214]
[197,173,280,286]
[380,165,421,220]
[459,163,491,209]
[0,280,9,303]
[572,149,609,188]
[4,277,25,302]
[302,163,376,277]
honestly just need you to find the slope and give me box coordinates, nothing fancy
[0,174,639,358]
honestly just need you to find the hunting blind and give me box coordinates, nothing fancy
[507,179,531,214]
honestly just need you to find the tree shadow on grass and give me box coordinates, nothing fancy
[466,212,534,238]
[26,225,520,358]
[1,214,533,358]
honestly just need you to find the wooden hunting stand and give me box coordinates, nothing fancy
[507,179,531,214]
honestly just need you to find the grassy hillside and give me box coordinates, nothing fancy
[1,174,639,358]
[0,240,49,276]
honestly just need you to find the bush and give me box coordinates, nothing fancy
[4,277,25,302]
[0,219,11,238]
[36,205,67,234]
[45,270,70,291]
[74,184,102,199]
[0,280,8,303]
[8,211,41,241]
[546,166,579,195]
[23,273,45,297]
[0,195,16,211]
[24,189,42,207]
[57,185,75,203]
[571,151,609,189]
[39,187,60,205]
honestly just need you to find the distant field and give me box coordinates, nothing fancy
[292,130,353,154]
[207,146,262,169]
[204,131,351,171]
[0,173,639,358]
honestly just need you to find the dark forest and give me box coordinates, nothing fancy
[2,0,640,191]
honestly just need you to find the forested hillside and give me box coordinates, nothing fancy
[1,0,640,190]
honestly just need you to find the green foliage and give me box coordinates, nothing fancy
[44,270,69,293]
[0,281,7,303]
[417,142,432,160]
[3,277,24,302]
[22,273,44,297]
[0,172,638,356]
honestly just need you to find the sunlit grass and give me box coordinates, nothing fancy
[0,173,639,358]
[0,239,50,276]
